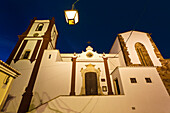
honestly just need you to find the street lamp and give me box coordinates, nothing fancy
[64,0,79,25]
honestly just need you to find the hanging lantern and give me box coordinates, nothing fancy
[64,0,79,25]
[64,10,79,25]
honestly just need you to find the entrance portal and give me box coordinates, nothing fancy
[85,72,98,95]
[80,64,102,95]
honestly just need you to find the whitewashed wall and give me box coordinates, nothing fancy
[5,60,36,112]
[120,31,162,66]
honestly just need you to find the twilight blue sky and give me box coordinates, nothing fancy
[0,0,170,62]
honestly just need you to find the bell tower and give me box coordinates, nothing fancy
[6,17,58,64]
[4,17,59,113]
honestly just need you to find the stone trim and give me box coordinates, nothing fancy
[80,64,102,95]
[30,40,41,63]
[14,40,28,63]
[147,33,164,63]
[147,34,170,95]
[118,35,132,66]
[157,60,170,95]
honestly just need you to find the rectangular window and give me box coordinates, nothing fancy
[145,78,152,83]
[101,78,105,82]
[130,78,137,83]
[23,51,30,59]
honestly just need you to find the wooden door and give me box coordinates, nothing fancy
[85,72,98,95]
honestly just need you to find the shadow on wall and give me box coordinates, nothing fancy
[1,94,16,112]
[29,92,84,113]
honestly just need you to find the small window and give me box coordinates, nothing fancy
[23,51,30,59]
[101,78,105,82]
[36,23,44,31]
[130,78,137,83]
[132,107,136,110]
[145,78,152,83]
[49,54,51,59]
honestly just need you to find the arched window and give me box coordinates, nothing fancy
[36,23,44,31]
[135,42,153,66]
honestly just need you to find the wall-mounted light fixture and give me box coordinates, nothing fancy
[64,0,79,25]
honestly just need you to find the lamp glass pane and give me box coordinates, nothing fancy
[65,10,77,19]
[64,10,79,25]
[75,12,79,24]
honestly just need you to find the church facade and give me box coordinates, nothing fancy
[2,18,170,113]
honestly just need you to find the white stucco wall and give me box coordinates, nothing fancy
[5,60,36,112]
[109,37,126,66]
[29,48,119,109]
[28,67,170,113]
[110,67,170,113]
[120,31,162,66]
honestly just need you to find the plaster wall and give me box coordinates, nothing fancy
[31,50,72,109]
[109,37,126,66]
[5,60,36,112]
[30,93,170,113]
[111,67,170,112]
[111,68,124,95]
[29,49,117,109]
[120,31,162,66]
[30,67,170,113]
[118,67,169,96]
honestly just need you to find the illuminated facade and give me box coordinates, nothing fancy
[1,18,170,113]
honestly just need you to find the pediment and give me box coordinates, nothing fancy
[77,46,103,61]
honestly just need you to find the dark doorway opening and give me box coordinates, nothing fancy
[85,72,98,95]
[114,79,120,95]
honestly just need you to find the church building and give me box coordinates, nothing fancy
[2,17,170,113]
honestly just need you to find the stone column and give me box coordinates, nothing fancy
[103,55,113,95]
[70,54,77,96]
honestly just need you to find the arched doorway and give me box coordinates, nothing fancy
[80,64,102,95]
[135,42,153,66]
[85,72,98,95]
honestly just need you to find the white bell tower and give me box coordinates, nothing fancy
[6,17,58,64]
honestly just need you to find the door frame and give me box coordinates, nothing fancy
[80,64,103,95]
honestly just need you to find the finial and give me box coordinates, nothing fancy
[103,52,105,56]
[86,46,93,51]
